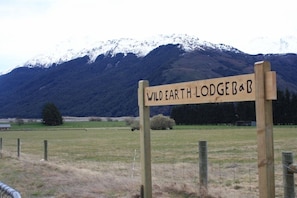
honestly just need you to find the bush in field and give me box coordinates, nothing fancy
[15,118,24,125]
[42,103,63,126]
[89,117,102,122]
[125,117,140,131]
[131,120,140,131]
[124,117,134,126]
[150,114,175,130]
[126,115,175,131]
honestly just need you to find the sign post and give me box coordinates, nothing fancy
[138,61,277,198]
[254,61,275,198]
[138,80,152,198]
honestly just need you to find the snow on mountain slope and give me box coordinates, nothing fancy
[24,34,297,68]
[24,34,241,67]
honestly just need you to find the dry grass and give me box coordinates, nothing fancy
[0,152,249,198]
[1,151,140,198]
[0,153,263,198]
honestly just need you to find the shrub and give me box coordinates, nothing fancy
[131,120,140,131]
[124,117,135,126]
[150,114,175,130]
[126,115,176,131]
[89,117,102,122]
[125,117,140,131]
[15,118,24,126]
[42,103,63,126]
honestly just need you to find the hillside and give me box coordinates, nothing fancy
[0,44,297,118]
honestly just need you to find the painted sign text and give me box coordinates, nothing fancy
[145,74,257,106]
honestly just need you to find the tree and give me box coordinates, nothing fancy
[15,118,24,126]
[42,103,63,126]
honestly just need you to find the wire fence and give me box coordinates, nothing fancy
[0,137,296,197]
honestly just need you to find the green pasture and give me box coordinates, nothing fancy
[10,120,126,130]
[1,122,296,165]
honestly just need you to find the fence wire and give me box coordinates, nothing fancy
[1,137,296,197]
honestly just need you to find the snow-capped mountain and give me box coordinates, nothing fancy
[24,34,241,67]
[2,34,297,118]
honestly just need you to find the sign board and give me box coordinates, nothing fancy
[145,72,276,106]
[138,61,277,198]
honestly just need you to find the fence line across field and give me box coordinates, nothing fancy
[0,137,296,197]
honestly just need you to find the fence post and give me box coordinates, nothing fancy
[44,140,48,161]
[199,141,208,196]
[17,138,20,158]
[282,151,295,198]
[0,138,2,158]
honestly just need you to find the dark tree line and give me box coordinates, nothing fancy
[273,89,297,124]
[170,90,297,125]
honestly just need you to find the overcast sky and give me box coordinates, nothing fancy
[0,0,296,74]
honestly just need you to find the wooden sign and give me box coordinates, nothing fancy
[138,61,277,198]
[145,72,276,106]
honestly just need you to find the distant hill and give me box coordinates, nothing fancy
[0,44,296,118]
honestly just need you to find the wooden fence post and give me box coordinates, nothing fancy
[0,138,2,151]
[44,140,48,161]
[199,141,208,196]
[138,80,152,198]
[0,138,2,158]
[254,61,275,198]
[282,152,296,198]
[17,138,20,158]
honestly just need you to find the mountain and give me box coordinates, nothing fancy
[23,34,297,68]
[24,34,241,67]
[0,35,297,118]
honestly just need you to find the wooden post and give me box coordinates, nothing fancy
[0,138,2,151]
[138,80,152,198]
[0,138,2,158]
[17,138,20,158]
[282,152,295,198]
[254,61,275,198]
[44,140,48,161]
[199,141,208,196]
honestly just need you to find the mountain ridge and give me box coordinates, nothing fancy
[24,34,243,68]
[0,36,297,118]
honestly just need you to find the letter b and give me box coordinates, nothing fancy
[232,81,237,95]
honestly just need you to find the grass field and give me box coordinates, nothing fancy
[0,122,296,197]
